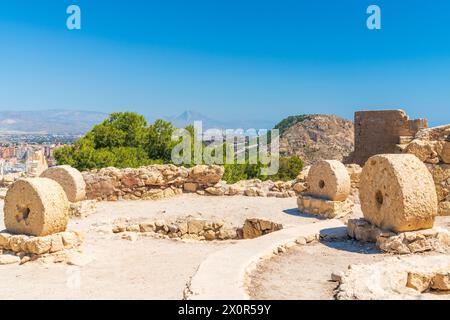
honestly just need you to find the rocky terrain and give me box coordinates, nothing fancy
[278,115,354,165]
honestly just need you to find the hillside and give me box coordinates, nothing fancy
[277,114,354,165]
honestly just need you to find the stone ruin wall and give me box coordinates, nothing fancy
[352,109,428,165]
[81,164,306,201]
[352,109,450,216]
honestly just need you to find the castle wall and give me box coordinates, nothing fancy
[353,109,428,165]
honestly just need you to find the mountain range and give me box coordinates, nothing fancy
[0,110,108,135]
[0,109,276,134]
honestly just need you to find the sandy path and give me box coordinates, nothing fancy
[0,194,318,299]
[247,240,386,300]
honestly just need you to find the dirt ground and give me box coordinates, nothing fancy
[247,240,385,300]
[1,194,449,300]
[247,215,450,300]
[0,194,316,300]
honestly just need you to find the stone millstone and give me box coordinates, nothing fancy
[359,154,438,232]
[4,178,69,236]
[307,160,350,201]
[41,165,86,202]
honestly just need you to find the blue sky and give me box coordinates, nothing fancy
[0,0,450,126]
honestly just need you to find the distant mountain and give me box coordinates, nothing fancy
[164,110,229,129]
[164,110,275,130]
[0,109,277,135]
[0,110,108,135]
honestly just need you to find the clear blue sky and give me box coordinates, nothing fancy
[0,0,449,126]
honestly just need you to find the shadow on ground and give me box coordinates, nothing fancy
[283,208,325,220]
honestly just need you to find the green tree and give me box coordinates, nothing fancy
[144,119,176,161]
[91,112,147,148]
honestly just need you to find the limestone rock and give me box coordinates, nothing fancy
[41,165,86,202]
[183,182,198,193]
[25,236,52,254]
[0,232,11,250]
[404,140,441,163]
[241,218,282,239]
[292,182,307,193]
[359,154,437,232]
[188,165,224,186]
[431,272,450,291]
[406,272,433,293]
[69,200,97,218]
[205,187,225,196]
[187,219,206,234]
[439,142,450,164]
[307,160,350,201]
[121,232,138,242]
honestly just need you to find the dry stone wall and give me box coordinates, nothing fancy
[403,124,450,215]
[82,164,304,201]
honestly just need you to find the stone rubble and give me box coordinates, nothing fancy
[347,218,450,254]
[68,200,97,218]
[112,217,283,241]
[402,124,450,216]
[0,230,83,264]
[335,255,450,300]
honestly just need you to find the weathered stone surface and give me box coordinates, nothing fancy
[307,160,350,201]
[60,231,83,248]
[4,178,69,236]
[352,109,427,165]
[25,236,52,254]
[187,219,206,234]
[139,221,155,233]
[183,182,198,193]
[431,272,450,291]
[41,165,86,202]
[345,164,362,188]
[205,186,225,196]
[69,200,97,218]
[113,217,240,241]
[347,218,393,243]
[359,154,437,232]
[292,182,307,193]
[335,255,450,300]
[241,218,282,239]
[83,164,300,201]
[404,140,442,163]
[439,142,450,164]
[406,272,433,293]
[0,232,11,250]
[297,194,353,219]
[347,218,450,254]
[188,165,224,186]
[0,230,82,255]
[0,254,20,265]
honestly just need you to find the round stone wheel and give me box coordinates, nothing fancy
[4,178,69,236]
[359,154,438,232]
[307,160,351,201]
[41,165,86,202]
